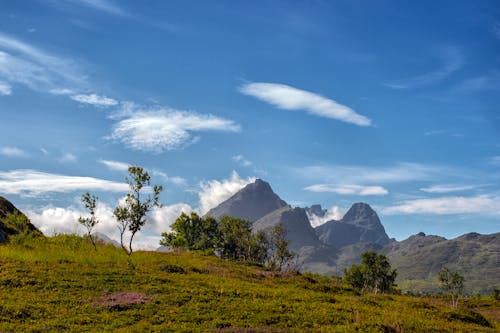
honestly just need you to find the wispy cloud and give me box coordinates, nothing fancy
[453,71,500,93]
[240,82,371,126]
[69,0,127,16]
[0,32,87,94]
[420,184,477,194]
[0,169,128,195]
[0,80,11,95]
[58,153,77,163]
[71,93,118,107]
[295,162,446,184]
[304,184,388,196]
[382,196,500,215]
[99,159,129,171]
[0,146,28,157]
[384,46,463,89]
[150,169,187,186]
[51,0,128,17]
[232,154,252,167]
[198,171,256,214]
[109,105,240,153]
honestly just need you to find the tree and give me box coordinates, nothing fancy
[114,166,162,256]
[160,212,219,251]
[78,192,99,251]
[217,216,254,261]
[343,251,397,294]
[271,224,295,270]
[438,267,464,308]
[160,214,273,267]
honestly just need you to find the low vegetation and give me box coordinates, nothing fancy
[0,235,498,332]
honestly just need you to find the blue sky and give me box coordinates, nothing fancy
[0,0,499,247]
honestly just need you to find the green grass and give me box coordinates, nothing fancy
[0,235,498,332]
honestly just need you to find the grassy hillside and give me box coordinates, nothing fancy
[0,235,498,332]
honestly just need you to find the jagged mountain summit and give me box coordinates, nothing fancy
[315,202,392,248]
[204,179,287,221]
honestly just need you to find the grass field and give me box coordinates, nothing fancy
[0,235,498,332]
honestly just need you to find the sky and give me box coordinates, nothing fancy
[0,0,499,248]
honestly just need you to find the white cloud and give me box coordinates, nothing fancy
[420,184,477,193]
[232,154,252,167]
[307,205,345,227]
[70,93,118,107]
[151,203,193,233]
[198,171,256,214]
[240,82,371,126]
[0,80,11,95]
[40,148,49,155]
[58,153,77,163]
[49,88,74,95]
[304,184,388,196]
[384,46,463,89]
[0,32,87,94]
[26,201,192,250]
[0,169,129,195]
[99,159,129,171]
[109,107,240,152]
[169,176,187,186]
[295,162,445,184]
[382,196,500,215]
[0,146,28,157]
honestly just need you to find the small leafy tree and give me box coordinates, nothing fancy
[217,216,254,261]
[438,267,464,308]
[114,166,162,256]
[160,212,219,251]
[271,224,295,270]
[78,192,99,250]
[344,251,397,294]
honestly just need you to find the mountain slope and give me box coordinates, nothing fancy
[254,206,338,274]
[0,196,42,242]
[204,179,287,221]
[384,232,500,294]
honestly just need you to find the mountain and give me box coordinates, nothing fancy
[383,232,500,294]
[305,204,326,218]
[204,179,287,221]
[315,202,391,248]
[254,206,321,250]
[0,196,42,242]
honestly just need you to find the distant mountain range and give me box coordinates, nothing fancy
[203,179,500,294]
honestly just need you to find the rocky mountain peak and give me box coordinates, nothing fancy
[341,202,378,225]
[204,179,288,222]
[305,204,326,218]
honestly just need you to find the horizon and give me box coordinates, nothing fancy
[0,1,499,248]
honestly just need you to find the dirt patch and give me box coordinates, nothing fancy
[91,292,155,310]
